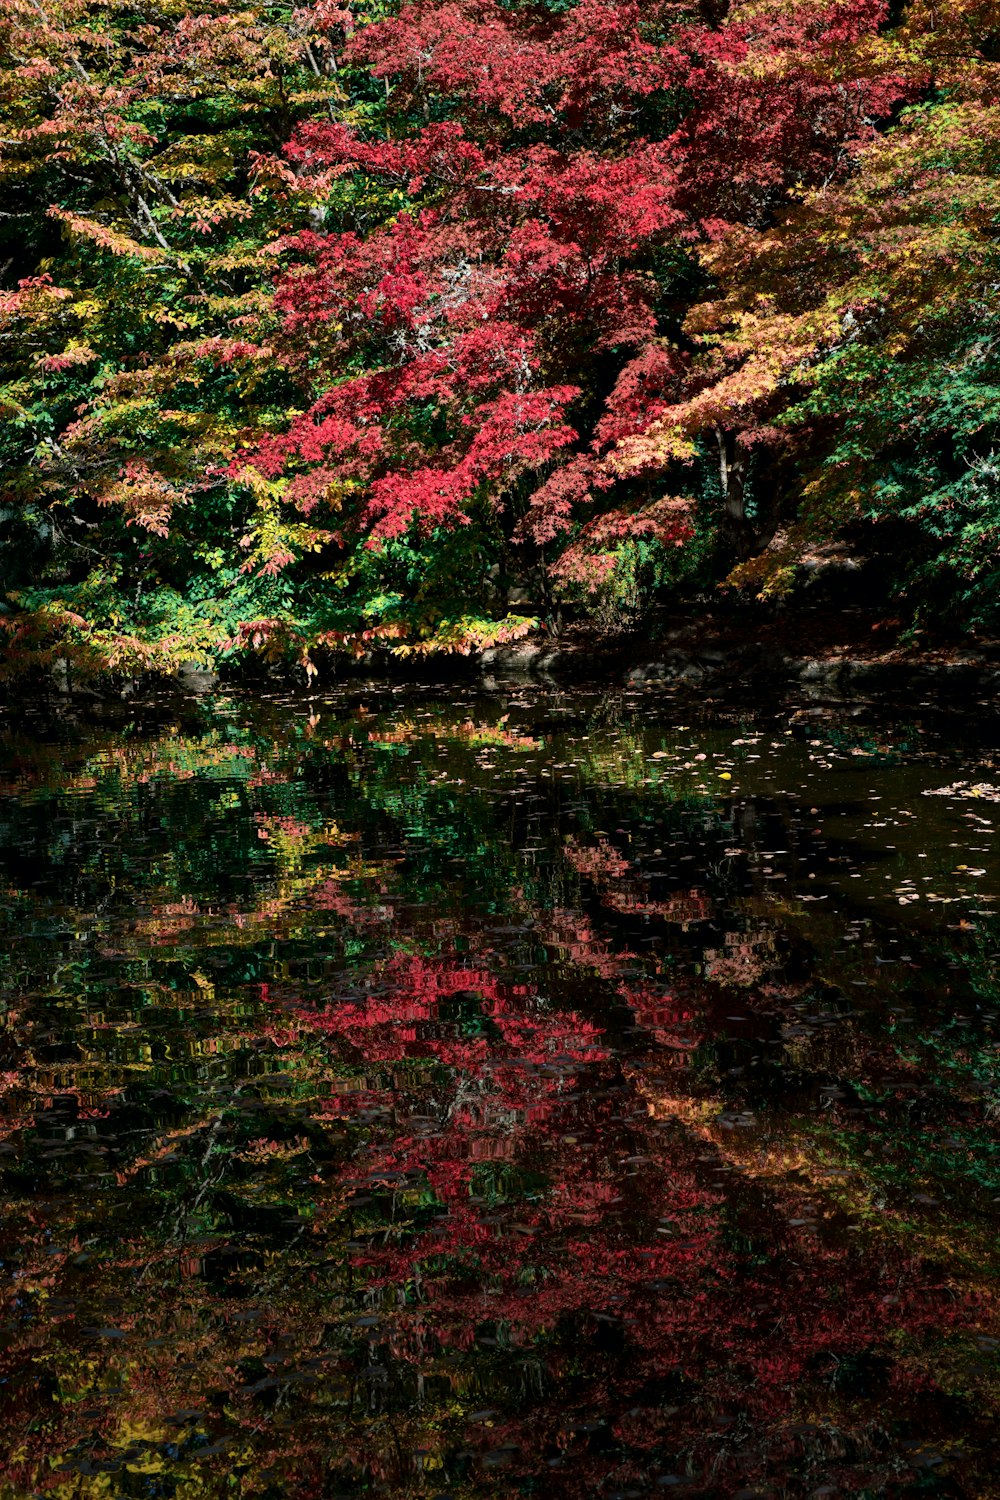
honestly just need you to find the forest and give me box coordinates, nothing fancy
[1,0,998,676]
[4,8,1000,1493]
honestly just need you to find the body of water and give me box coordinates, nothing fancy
[1,685,998,1497]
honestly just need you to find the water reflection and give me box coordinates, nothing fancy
[0,687,998,1496]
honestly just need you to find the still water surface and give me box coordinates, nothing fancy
[1,686,998,1497]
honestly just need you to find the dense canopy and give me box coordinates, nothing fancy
[2,0,999,676]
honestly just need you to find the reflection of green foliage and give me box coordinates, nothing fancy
[2,693,1000,1495]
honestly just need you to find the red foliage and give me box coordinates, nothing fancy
[247,0,914,586]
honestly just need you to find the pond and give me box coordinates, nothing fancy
[1,683,998,1497]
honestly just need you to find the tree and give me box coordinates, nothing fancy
[2,0,951,676]
[0,0,346,674]
[248,0,914,647]
[613,1,1000,616]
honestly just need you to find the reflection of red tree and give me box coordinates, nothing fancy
[0,925,992,1499]
[265,948,986,1497]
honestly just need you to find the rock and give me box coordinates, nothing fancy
[176,660,219,694]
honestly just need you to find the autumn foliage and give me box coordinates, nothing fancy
[3,699,998,1495]
[2,0,999,674]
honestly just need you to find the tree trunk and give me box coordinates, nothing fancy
[715,425,756,563]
